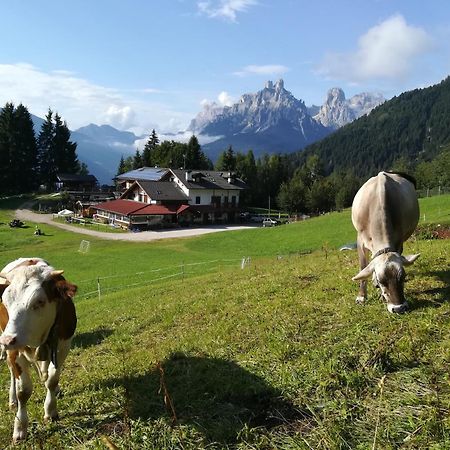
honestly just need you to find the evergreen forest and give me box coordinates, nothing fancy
[0,103,83,195]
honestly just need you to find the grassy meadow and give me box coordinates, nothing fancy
[0,195,449,449]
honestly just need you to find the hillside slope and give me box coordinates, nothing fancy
[0,196,449,448]
[300,76,450,178]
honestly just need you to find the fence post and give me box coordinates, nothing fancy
[97,277,101,301]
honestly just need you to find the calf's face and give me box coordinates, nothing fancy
[0,266,62,349]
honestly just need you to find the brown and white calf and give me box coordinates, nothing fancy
[351,172,420,313]
[0,258,77,443]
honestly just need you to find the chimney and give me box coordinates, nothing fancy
[227,172,235,184]
[185,170,193,182]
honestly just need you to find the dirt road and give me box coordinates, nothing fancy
[14,209,257,242]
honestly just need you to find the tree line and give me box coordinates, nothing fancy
[118,126,449,215]
[116,130,364,213]
[0,103,83,195]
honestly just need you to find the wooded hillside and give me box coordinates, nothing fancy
[299,76,450,178]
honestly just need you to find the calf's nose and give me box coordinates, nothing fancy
[0,335,17,347]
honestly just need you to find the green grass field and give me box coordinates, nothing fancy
[0,195,449,449]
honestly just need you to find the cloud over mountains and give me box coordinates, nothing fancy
[318,15,433,83]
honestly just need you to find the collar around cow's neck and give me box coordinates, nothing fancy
[372,247,399,260]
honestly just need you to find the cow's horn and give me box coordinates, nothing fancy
[51,270,65,277]
[0,272,10,284]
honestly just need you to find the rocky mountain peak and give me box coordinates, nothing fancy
[326,87,346,105]
[314,88,384,129]
[188,80,384,159]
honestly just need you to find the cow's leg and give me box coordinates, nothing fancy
[44,339,71,421]
[6,350,19,409]
[13,354,32,443]
[8,365,17,410]
[356,240,369,304]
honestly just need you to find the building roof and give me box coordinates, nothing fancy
[56,173,98,183]
[94,199,189,216]
[116,167,168,182]
[170,169,247,190]
[122,181,188,202]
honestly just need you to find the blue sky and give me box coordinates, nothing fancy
[0,0,449,137]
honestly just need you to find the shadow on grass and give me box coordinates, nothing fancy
[104,352,308,445]
[72,327,113,349]
[409,269,450,311]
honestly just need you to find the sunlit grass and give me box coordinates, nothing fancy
[0,194,448,448]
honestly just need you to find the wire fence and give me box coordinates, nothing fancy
[77,257,247,300]
[417,186,449,198]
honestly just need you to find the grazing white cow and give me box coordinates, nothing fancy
[0,258,77,443]
[351,172,420,313]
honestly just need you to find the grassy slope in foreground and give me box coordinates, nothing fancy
[0,194,448,449]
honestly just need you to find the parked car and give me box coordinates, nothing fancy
[262,218,279,227]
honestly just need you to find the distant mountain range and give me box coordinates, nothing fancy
[28,81,384,184]
[189,80,384,160]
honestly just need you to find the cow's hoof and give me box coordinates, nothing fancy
[44,413,59,423]
[13,430,27,444]
[355,296,366,304]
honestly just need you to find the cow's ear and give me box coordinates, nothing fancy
[352,264,374,281]
[402,254,420,265]
[55,280,77,300]
[54,280,77,340]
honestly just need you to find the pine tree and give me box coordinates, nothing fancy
[13,104,38,192]
[185,135,201,169]
[142,129,159,166]
[0,103,38,194]
[53,113,79,174]
[117,155,126,176]
[133,149,143,169]
[37,109,80,189]
[216,145,236,171]
[0,103,15,194]
[37,109,56,188]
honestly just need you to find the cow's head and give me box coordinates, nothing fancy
[0,264,77,350]
[352,252,420,313]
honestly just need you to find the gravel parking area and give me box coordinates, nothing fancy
[14,209,257,242]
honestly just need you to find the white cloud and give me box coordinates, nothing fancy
[233,64,290,77]
[104,105,136,130]
[199,90,235,109]
[0,63,191,134]
[218,91,234,106]
[198,0,257,22]
[317,15,433,83]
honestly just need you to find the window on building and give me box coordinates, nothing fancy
[195,196,201,204]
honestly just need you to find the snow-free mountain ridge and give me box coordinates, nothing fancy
[27,81,383,184]
[189,80,384,159]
